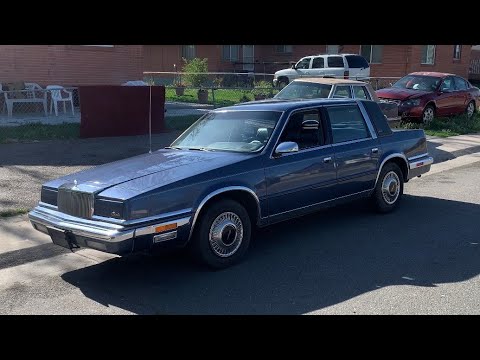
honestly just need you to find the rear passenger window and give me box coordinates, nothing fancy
[312,57,324,68]
[327,56,344,68]
[362,100,393,137]
[345,55,370,69]
[327,105,370,143]
[454,77,468,90]
[333,86,352,98]
[353,86,370,99]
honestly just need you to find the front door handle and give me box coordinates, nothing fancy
[323,157,332,163]
[371,148,379,154]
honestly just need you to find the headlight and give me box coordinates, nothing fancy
[41,186,58,206]
[402,99,421,107]
[94,198,125,219]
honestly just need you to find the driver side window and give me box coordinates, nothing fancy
[279,110,325,150]
[441,77,455,92]
[296,58,312,69]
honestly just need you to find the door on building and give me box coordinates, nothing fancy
[242,45,254,71]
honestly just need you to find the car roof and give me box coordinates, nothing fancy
[409,71,455,78]
[294,77,367,85]
[219,98,359,112]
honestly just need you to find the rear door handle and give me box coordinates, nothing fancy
[371,148,379,154]
[323,157,332,163]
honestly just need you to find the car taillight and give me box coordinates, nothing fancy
[344,70,349,79]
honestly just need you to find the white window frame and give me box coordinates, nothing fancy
[453,45,462,60]
[222,45,239,62]
[359,45,383,64]
[421,45,436,65]
[275,45,293,54]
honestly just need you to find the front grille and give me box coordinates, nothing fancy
[57,187,94,219]
[380,98,401,106]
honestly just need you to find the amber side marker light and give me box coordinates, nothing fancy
[155,223,178,233]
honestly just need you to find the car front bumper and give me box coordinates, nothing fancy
[28,205,192,255]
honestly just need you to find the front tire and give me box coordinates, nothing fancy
[372,162,404,213]
[277,78,289,89]
[190,199,251,269]
[422,105,435,124]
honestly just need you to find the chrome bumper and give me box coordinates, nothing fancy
[29,205,191,254]
[407,155,434,179]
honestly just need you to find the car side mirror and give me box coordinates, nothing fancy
[274,141,299,156]
[291,64,296,70]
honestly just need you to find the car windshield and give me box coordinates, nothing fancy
[274,82,332,100]
[393,75,442,92]
[170,110,282,153]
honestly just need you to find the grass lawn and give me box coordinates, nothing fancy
[0,123,80,144]
[398,113,480,137]
[165,88,277,107]
[0,209,29,218]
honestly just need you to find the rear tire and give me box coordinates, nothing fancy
[422,105,435,124]
[372,162,404,213]
[466,101,475,119]
[190,199,251,269]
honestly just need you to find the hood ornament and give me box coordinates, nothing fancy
[72,179,78,190]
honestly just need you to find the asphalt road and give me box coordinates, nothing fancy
[0,156,479,314]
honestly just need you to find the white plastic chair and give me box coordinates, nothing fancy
[47,85,74,116]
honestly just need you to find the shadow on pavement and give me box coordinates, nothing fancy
[61,195,480,314]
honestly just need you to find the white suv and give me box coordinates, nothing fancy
[272,54,370,88]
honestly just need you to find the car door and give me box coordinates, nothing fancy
[265,107,336,219]
[436,76,457,116]
[294,57,313,79]
[325,103,381,197]
[308,57,326,77]
[453,76,470,113]
[326,56,346,77]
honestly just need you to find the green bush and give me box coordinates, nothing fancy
[252,80,274,97]
[182,58,209,88]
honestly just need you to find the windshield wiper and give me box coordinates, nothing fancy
[187,147,213,152]
[164,146,182,150]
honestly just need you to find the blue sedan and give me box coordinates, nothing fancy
[29,98,433,268]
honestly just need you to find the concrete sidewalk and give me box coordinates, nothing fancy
[427,134,480,163]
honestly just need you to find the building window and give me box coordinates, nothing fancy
[453,45,462,60]
[360,45,383,63]
[326,45,339,54]
[275,45,293,54]
[222,45,239,62]
[182,45,196,60]
[421,45,436,64]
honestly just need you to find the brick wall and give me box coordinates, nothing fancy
[469,49,480,80]
[0,45,144,86]
[407,45,471,78]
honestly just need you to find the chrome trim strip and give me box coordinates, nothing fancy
[374,153,409,186]
[269,189,373,218]
[332,137,372,147]
[29,208,134,242]
[91,208,193,226]
[154,231,177,243]
[187,186,261,241]
[407,153,429,161]
[39,201,58,210]
[409,156,433,170]
[135,217,190,237]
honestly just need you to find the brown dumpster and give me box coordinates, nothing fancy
[79,85,166,138]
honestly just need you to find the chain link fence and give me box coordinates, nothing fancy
[0,84,80,126]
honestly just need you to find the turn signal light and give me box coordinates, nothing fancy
[155,223,177,233]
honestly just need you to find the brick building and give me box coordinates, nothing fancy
[0,45,143,86]
[144,45,472,79]
[0,45,472,87]
[469,45,480,82]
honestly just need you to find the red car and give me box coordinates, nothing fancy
[376,72,480,123]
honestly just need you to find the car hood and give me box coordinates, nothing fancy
[376,87,431,101]
[44,149,249,197]
[275,68,296,77]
